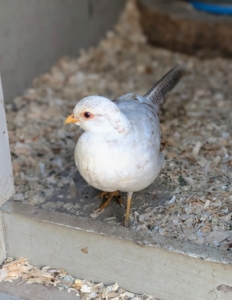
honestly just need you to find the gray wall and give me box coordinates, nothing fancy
[0,0,125,102]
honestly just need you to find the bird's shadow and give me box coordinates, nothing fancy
[38,171,172,225]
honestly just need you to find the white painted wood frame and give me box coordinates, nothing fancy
[0,76,14,262]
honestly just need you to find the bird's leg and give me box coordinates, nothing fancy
[124,192,133,227]
[96,191,120,212]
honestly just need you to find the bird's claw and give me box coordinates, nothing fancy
[91,191,124,218]
[118,198,125,209]
[90,208,102,218]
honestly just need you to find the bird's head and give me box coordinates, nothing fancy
[65,96,130,135]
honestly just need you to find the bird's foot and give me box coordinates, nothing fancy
[91,191,123,218]
[124,219,130,228]
[95,191,122,209]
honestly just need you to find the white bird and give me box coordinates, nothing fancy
[65,66,185,226]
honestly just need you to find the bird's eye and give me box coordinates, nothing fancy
[81,111,94,120]
[84,112,91,118]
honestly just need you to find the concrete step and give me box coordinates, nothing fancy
[1,200,232,300]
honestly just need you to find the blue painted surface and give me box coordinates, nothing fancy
[0,293,25,300]
[190,1,232,14]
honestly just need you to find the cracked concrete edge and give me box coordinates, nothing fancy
[1,201,232,299]
[2,201,232,265]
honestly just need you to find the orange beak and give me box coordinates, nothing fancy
[65,113,79,124]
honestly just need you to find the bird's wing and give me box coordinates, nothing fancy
[144,65,186,111]
[113,93,145,103]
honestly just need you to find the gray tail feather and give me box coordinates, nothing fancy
[144,65,186,109]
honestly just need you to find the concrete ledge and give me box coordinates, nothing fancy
[2,201,232,300]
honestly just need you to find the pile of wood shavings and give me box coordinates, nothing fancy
[6,0,232,249]
[0,257,154,299]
